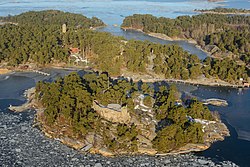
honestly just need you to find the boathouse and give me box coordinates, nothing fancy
[243,82,250,88]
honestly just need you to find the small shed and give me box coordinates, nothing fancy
[243,82,250,87]
[70,48,80,54]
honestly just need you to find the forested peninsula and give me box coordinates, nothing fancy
[16,72,228,156]
[0,10,249,86]
[121,14,250,73]
[0,10,104,66]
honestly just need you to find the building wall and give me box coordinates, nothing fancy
[92,101,131,124]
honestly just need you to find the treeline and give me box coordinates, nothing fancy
[36,72,139,151]
[63,29,124,75]
[63,31,204,78]
[0,10,104,28]
[36,72,214,153]
[121,13,250,43]
[152,85,213,152]
[121,13,250,61]
[66,29,249,83]
[205,30,250,67]
[0,24,69,65]
[202,57,248,83]
[62,27,248,83]
[0,10,104,66]
[195,8,250,14]
[152,44,202,79]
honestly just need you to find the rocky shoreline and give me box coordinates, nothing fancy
[147,32,212,55]
[0,68,12,74]
[35,110,230,157]
[8,87,230,158]
[119,70,246,88]
[0,109,237,166]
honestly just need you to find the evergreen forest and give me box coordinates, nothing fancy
[122,13,250,66]
[36,72,214,153]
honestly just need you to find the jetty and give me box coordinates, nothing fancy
[202,98,228,106]
[32,70,50,76]
[8,88,36,112]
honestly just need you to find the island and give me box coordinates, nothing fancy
[0,10,249,88]
[10,71,229,156]
[195,8,250,15]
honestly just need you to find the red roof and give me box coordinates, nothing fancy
[70,48,80,54]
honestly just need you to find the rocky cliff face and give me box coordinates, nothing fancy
[92,101,131,124]
[12,87,230,157]
[91,100,158,156]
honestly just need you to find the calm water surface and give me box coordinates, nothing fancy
[192,86,250,167]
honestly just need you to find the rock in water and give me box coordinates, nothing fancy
[94,163,102,167]
[15,148,21,152]
[164,159,171,164]
[198,159,209,165]
[21,126,28,131]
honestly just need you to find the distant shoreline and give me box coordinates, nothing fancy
[119,70,248,88]
[196,11,250,15]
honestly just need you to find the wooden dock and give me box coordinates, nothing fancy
[32,70,50,76]
[202,98,228,106]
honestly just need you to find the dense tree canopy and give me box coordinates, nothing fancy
[122,13,250,67]
[202,57,249,83]
[36,72,215,153]
[195,8,250,14]
[0,10,104,66]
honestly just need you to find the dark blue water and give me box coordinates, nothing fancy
[192,86,250,141]
[198,121,250,167]
[0,74,36,122]
[0,74,35,100]
[192,86,250,166]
